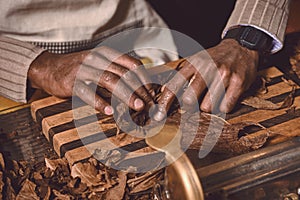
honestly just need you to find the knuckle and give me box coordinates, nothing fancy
[128,58,143,70]
[230,74,244,87]
[219,67,231,80]
[122,70,135,81]
[75,85,87,96]
[101,71,119,83]
[183,95,197,106]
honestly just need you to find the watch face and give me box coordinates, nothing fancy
[240,27,262,49]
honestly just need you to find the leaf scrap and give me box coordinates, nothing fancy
[0,153,5,171]
[127,170,164,194]
[5,177,16,200]
[53,189,72,200]
[71,162,101,187]
[290,47,300,79]
[16,179,39,200]
[241,86,295,110]
[0,171,3,200]
[45,158,68,171]
[105,171,127,200]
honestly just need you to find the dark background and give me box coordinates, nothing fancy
[148,0,237,50]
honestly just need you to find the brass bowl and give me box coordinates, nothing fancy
[164,154,204,200]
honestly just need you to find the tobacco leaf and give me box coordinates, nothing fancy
[0,171,3,200]
[32,171,43,181]
[53,189,72,200]
[290,45,300,79]
[71,162,101,187]
[0,153,5,171]
[241,87,295,110]
[105,171,127,200]
[3,177,16,199]
[291,64,300,79]
[45,158,68,171]
[87,192,105,200]
[67,177,88,195]
[39,186,51,200]
[257,76,270,95]
[127,170,164,194]
[5,177,16,200]
[16,179,39,200]
[179,112,269,155]
[93,149,122,167]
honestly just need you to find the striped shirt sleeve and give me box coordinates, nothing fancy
[0,36,45,103]
[223,0,291,53]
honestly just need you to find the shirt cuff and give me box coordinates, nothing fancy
[222,0,291,54]
[0,36,46,103]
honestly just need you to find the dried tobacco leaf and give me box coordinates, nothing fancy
[291,64,300,79]
[5,177,16,200]
[53,189,72,200]
[180,112,270,155]
[105,171,127,200]
[257,76,270,95]
[39,186,51,200]
[16,179,39,200]
[68,181,88,195]
[127,170,164,194]
[93,149,122,167]
[71,162,101,187]
[290,42,300,79]
[241,87,295,110]
[32,171,43,180]
[0,171,3,200]
[45,158,68,171]
[87,192,105,200]
[0,153,5,171]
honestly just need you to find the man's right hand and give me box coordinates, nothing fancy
[28,46,154,115]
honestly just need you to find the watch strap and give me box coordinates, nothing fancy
[224,26,274,54]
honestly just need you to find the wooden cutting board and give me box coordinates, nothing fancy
[31,65,300,166]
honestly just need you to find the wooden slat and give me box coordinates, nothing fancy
[31,96,67,121]
[252,117,300,145]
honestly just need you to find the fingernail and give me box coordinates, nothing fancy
[154,110,166,121]
[104,106,114,115]
[134,99,144,109]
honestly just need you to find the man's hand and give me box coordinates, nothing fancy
[28,46,154,115]
[154,39,259,121]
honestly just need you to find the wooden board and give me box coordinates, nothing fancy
[30,66,300,166]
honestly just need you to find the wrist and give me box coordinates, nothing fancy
[28,51,53,89]
[221,38,259,66]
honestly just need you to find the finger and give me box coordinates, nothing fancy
[85,51,154,106]
[219,76,244,113]
[77,66,144,111]
[97,46,154,96]
[200,70,230,113]
[182,73,206,111]
[120,69,155,108]
[154,64,194,121]
[74,81,113,115]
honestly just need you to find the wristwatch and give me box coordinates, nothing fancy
[223,26,274,54]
